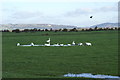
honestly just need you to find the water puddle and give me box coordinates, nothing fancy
[63,73,120,79]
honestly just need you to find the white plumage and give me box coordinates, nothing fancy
[17,43,20,46]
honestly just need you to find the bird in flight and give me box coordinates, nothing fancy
[90,16,93,18]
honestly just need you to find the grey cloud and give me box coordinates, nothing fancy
[98,6,117,12]
[65,8,93,17]
[64,6,117,17]
[2,9,45,24]
[12,11,44,19]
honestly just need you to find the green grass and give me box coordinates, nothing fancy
[2,31,118,78]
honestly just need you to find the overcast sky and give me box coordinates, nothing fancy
[1,0,118,27]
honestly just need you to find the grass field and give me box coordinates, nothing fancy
[2,30,118,78]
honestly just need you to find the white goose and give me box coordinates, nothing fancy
[17,43,20,46]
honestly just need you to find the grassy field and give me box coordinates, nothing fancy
[2,31,118,78]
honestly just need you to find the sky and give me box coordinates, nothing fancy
[1,0,118,27]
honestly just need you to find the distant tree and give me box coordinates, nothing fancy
[50,28,53,31]
[114,27,118,30]
[109,28,114,30]
[62,28,68,32]
[74,28,78,32]
[54,29,59,32]
[98,28,103,31]
[58,29,62,31]
[38,29,41,31]
[70,28,78,32]
[2,30,10,32]
[81,29,85,31]
[88,28,93,31]
[94,26,98,31]
[24,29,29,32]
[105,27,109,30]
[12,29,20,33]
[33,28,37,31]
[103,28,106,30]
[45,29,49,31]
[41,29,44,31]
[29,28,38,32]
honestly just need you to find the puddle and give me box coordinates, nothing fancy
[63,73,120,79]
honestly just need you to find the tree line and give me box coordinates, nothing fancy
[1,26,120,33]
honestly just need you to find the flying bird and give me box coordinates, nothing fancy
[90,16,93,18]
